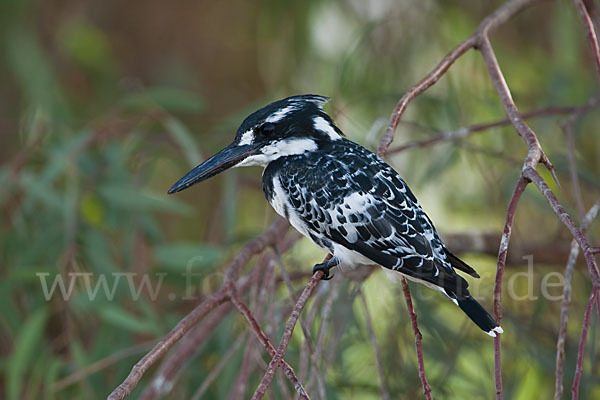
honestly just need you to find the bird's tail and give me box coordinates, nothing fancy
[457,296,503,337]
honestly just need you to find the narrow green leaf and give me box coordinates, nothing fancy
[164,117,202,166]
[99,184,194,215]
[7,307,48,400]
[154,242,224,272]
[98,306,160,335]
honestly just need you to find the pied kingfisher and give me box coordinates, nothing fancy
[168,95,502,337]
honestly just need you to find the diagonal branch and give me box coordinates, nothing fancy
[571,289,599,400]
[229,291,310,400]
[573,0,600,79]
[493,177,529,400]
[554,201,600,400]
[401,278,432,400]
[107,218,290,400]
[359,290,391,400]
[251,270,324,400]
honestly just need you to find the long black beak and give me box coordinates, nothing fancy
[168,142,258,194]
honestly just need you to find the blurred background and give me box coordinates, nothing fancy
[1,0,599,398]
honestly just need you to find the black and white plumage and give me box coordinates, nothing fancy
[169,94,503,337]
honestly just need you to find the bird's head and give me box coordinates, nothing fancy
[168,94,342,194]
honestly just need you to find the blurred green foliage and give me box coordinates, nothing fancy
[0,0,599,399]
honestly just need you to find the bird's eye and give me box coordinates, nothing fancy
[261,123,276,135]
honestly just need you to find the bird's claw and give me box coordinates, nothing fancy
[312,257,339,280]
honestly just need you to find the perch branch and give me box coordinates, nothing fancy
[571,289,599,400]
[251,270,324,400]
[229,292,310,399]
[359,291,391,400]
[573,0,600,79]
[493,177,529,400]
[389,97,600,155]
[554,201,600,400]
[401,278,432,400]
[107,218,290,400]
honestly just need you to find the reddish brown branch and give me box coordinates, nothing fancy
[377,0,538,158]
[493,177,528,400]
[359,291,391,400]
[230,292,310,400]
[190,333,248,400]
[554,201,600,400]
[524,168,600,287]
[139,302,234,400]
[571,289,599,400]
[388,98,600,155]
[107,218,290,400]
[251,271,324,400]
[401,278,432,400]
[573,0,600,80]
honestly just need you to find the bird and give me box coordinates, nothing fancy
[168,94,503,337]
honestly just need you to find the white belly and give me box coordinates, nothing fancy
[269,176,372,269]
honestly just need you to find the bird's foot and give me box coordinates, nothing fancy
[312,256,340,281]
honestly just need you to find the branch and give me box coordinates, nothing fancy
[493,177,529,400]
[571,289,599,400]
[573,0,600,80]
[229,292,310,400]
[554,201,600,400]
[359,291,391,400]
[388,97,600,155]
[107,218,290,400]
[377,0,538,158]
[401,278,432,400]
[251,270,324,400]
[139,302,234,400]
[524,168,600,287]
[190,333,248,400]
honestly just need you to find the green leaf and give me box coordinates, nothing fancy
[7,307,48,400]
[99,184,194,215]
[122,87,204,113]
[98,306,160,335]
[154,242,224,271]
[164,117,202,166]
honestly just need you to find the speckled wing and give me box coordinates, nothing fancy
[273,139,470,296]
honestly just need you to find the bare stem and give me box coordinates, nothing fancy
[401,278,432,400]
[554,201,600,400]
[573,0,600,80]
[571,289,599,400]
[359,291,391,400]
[251,271,324,400]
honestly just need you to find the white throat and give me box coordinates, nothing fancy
[235,138,318,167]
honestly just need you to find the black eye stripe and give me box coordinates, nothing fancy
[260,123,276,134]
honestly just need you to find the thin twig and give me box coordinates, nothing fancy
[190,333,248,400]
[378,0,538,158]
[107,218,289,400]
[359,291,391,400]
[562,118,586,220]
[139,302,234,400]
[401,278,432,400]
[573,0,600,79]
[572,289,599,400]
[251,271,324,400]
[230,292,310,400]
[493,177,529,400]
[53,341,154,391]
[388,98,600,155]
[524,168,600,287]
[554,201,600,400]
[305,279,341,397]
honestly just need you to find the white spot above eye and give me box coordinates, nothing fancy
[235,138,318,167]
[266,106,295,123]
[313,116,341,140]
[238,129,255,145]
